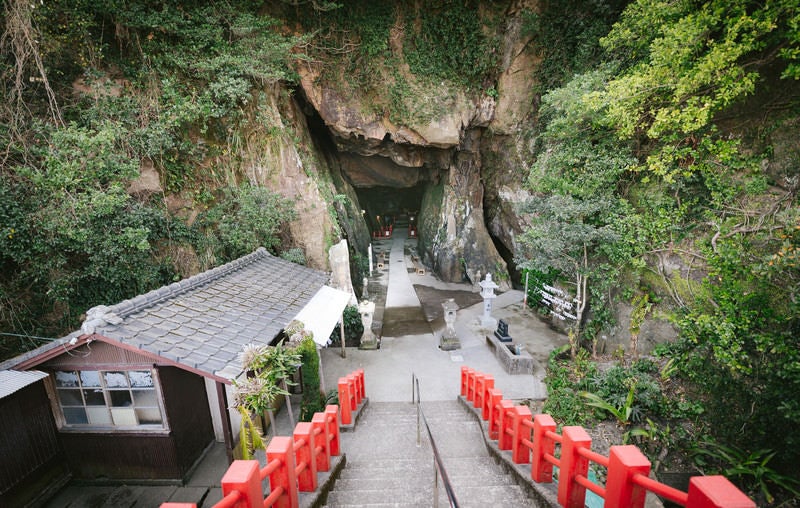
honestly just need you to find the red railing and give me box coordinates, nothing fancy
[338,368,365,425]
[161,369,364,508]
[460,366,756,508]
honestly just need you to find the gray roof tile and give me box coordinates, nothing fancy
[92,248,328,380]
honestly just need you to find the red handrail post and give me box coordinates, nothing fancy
[347,374,358,409]
[498,399,515,450]
[460,366,470,396]
[220,460,261,508]
[466,369,477,403]
[487,388,503,440]
[294,422,318,492]
[337,378,352,425]
[558,426,592,508]
[356,368,365,402]
[686,476,756,508]
[474,373,486,409]
[605,445,651,508]
[481,375,495,420]
[266,437,298,508]
[325,405,340,456]
[532,414,556,483]
[512,405,533,464]
[311,412,331,472]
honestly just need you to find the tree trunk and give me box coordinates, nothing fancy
[282,379,295,429]
[267,410,277,437]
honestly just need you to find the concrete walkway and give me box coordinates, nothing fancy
[320,228,564,402]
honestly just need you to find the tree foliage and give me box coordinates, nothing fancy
[520,0,800,493]
[0,0,301,360]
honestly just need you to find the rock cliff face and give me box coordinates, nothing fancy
[281,0,541,289]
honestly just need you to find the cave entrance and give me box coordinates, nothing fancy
[355,183,426,234]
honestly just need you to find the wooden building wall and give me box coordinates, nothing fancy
[0,381,69,506]
[43,343,215,481]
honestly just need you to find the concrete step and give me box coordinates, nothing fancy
[329,400,542,507]
[438,485,532,508]
[337,459,515,488]
[326,484,530,508]
[325,488,431,506]
[334,472,518,491]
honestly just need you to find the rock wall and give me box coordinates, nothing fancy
[288,2,543,287]
[236,84,339,270]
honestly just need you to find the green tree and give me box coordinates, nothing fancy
[518,194,621,344]
[593,0,800,182]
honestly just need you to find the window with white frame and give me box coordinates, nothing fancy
[53,370,165,428]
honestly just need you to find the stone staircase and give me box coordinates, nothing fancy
[325,400,538,507]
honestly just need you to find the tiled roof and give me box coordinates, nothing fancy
[0,248,329,380]
[0,370,48,399]
[92,248,329,378]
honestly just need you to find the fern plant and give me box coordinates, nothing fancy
[580,386,636,426]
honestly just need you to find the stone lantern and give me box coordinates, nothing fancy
[358,300,378,350]
[439,298,460,351]
[479,273,499,329]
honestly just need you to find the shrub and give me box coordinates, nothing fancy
[296,337,324,421]
[328,305,364,347]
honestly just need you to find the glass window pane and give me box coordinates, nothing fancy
[135,408,163,425]
[103,371,129,388]
[63,407,88,424]
[111,408,137,426]
[55,371,79,387]
[110,390,132,407]
[83,389,105,406]
[132,389,158,407]
[129,371,154,387]
[86,407,112,425]
[57,389,83,406]
[80,371,101,387]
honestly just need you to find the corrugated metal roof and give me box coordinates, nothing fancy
[0,370,48,399]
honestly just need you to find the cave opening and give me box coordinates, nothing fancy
[354,183,427,232]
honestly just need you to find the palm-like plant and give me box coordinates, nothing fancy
[232,340,302,457]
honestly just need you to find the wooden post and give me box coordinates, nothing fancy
[498,399,515,450]
[532,414,556,483]
[311,412,330,472]
[687,476,756,508]
[558,426,592,508]
[460,366,471,397]
[474,373,486,409]
[481,375,495,420]
[605,445,650,508]
[325,405,340,456]
[220,460,262,508]
[266,437,298,508]
[340,319,346,358]
[512,405,533,464]
[337,378,352,425]
[294,422,317,492]
[487,388,503,440]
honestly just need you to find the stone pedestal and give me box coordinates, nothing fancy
[439,298,460,351]
[358,301,378,350]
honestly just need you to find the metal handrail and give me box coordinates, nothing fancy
[412,373,460,508]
